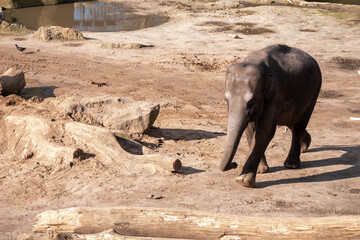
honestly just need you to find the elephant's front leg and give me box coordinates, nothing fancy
[236,117,277,187]
[245,122,269,174]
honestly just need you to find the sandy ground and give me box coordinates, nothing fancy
[0,0,360,238]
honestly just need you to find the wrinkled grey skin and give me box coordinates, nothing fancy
[220,44,321,188]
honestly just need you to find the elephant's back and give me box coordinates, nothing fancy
[265,45,321,79]
[261,44,322,90]
[245,45,321,80]
[262,45,322,124]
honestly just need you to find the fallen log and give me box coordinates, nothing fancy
[19,229,190,240]
[33,207,360,239]
[5,114,181,175]
[65,122,181,173]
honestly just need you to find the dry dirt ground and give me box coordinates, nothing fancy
[0,0,360,239]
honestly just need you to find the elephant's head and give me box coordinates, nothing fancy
[219,62,273,171]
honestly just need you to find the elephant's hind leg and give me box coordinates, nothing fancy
[284,103,315,169]
[284,125,310,169]
[245,123,269,174]
[301,130,311,153]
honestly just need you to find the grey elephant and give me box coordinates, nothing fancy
[220,44,322,188]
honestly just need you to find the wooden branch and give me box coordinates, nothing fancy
[33,207,360,239]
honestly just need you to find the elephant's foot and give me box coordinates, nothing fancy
[284,157,300,169]
[301,131,311,153]
[235,172,256,188]
[257,160,269,174]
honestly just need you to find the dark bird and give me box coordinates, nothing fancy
[15,44,26,53]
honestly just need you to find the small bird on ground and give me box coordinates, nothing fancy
[15,44,26,53]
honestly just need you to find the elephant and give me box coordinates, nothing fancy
[220,44,322,188]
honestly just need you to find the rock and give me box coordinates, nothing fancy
[33,26,84,41]
[0,68,26,95]
[90,81,107,87]
[48,92,160,135]
[0,20,32,35]
[146,194,165,200]
[228,34,241,39]
[72,148,85,160]
[100,42,154,49]
[23,151,34,160]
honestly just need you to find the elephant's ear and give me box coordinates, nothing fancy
[264,71,274,102]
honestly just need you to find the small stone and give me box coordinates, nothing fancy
[23,151,34,160]
[91,81,107,87]
[228,34,241,39]
[146,194,155,199]
[73,148,85,160]
[146,194,164,200]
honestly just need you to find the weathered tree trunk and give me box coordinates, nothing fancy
[19,229,189,240]
[5,115,181,175]
[0,68,26,95]
[33,207,360,239]
[65,122,181,173]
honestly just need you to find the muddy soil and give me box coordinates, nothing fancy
[0,0,360,239]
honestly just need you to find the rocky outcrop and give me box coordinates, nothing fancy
[48,92,160,135]
[0,20,32,35]
[33,26,84,41]
[0,68,26,95]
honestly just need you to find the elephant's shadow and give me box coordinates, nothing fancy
[257,145,360,188]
